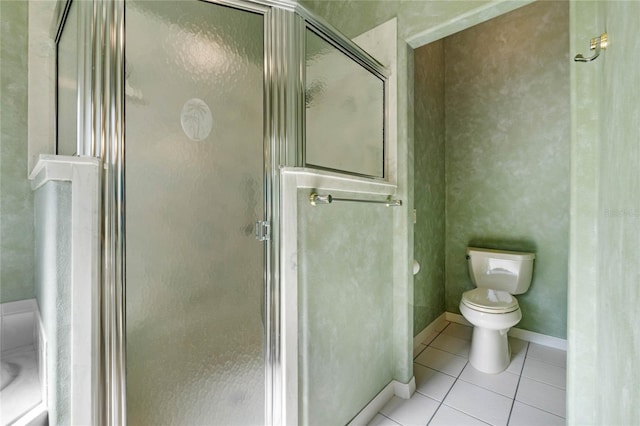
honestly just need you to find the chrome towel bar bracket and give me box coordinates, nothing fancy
[574,32,608,62]
[309,192,402,207]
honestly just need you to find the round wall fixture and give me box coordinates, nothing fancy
[180,98,212,141]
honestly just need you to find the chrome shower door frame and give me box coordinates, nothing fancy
[98,1,297,425]
[53,0,388,423]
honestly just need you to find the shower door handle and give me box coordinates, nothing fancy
[255,221,271,241]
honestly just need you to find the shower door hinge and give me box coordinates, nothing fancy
[255,221,271,241]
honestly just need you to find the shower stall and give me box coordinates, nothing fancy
[51,0,389,424]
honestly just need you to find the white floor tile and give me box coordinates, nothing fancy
[431,334,471,358]
[435,321,451,332]
[414,363,456,401]
[459,364,520,398]
[444,380,513,426]
[521,358,566,389]
[415,347,468,377]
[525,344,566,368]
[508,402,565,426]
[441,323,473,341]
[505,338,528,375]
[380,394,439,426]
[408,322,566,426]
[414,344,427,359]
[429,405,489,426]
[368,413,402,426]
[505,356,525,375]
[515,377,566,418]
[421,331,441,346]
[509,338,529,358]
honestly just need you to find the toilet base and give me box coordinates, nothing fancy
[468,326,511,374]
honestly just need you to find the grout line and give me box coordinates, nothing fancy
[507,341,530,424]
[414,321,454,361]
[518,374,566,391]
[431,321,452,341]
[421,324,567,426]
[426,353,470,425]
[376,412,403,425]
[523,354,567,370]
[437,361,497,426]
[425,381,455,424]
[422,326,469,426]
[514,400,566,420]
[413,344,427,360]
[520,346,567,390]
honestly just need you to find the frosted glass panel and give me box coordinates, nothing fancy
[56,1,78,155]
[305,29,385,177]
[124,2,265,424]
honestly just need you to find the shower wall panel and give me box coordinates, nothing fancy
[34,181,72,425]
[297,189,394,425]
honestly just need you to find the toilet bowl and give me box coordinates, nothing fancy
[460,288,522,373]
[460,248,535,374]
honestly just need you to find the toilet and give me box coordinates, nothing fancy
[459,247,535,374]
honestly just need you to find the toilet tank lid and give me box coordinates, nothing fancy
[466,247,535,260]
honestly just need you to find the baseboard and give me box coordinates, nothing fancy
[394,376,416,399]
[444,312,567,351]
[444,312,472,327]
[508,327,567,351]
[355,309,567,426]
[413,313,448,349]
[348,377,416,426]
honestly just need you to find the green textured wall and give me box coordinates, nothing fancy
[298,189,394,425]
[413,41,445,335]
[0,0,35,303]
[413,2,570,339]
[301,0,563,345]
[302,0,501,41]
[595,1,640,422]
[568,2,640,424]
[567,1,601,422]
[443,1,570,338]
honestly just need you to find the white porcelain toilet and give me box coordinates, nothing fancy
[459,247,535,374]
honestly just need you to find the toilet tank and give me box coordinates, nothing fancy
[466,247,535,295]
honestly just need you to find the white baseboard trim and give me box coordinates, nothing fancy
[348,377,416,426]
[394,376,416,399]
[413,313,447,348]
[508,327,567,351]
[444,312,567,351]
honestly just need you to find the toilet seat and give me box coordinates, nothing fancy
[461,288,519,314]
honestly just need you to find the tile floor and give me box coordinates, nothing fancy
[369,321,566,426]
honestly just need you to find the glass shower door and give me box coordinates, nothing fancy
[124,1,266,424]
